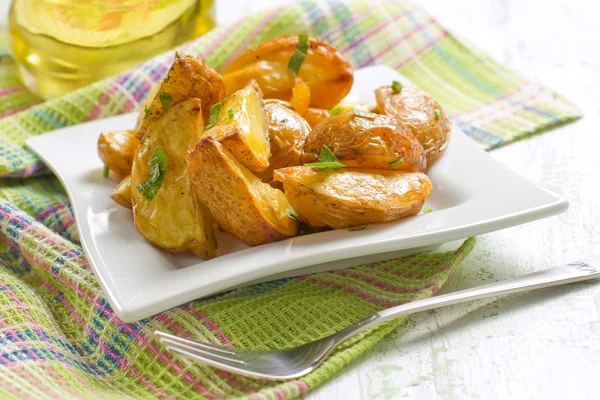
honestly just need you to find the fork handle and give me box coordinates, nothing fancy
[332,261,600,345]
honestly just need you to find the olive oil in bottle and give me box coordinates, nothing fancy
[9,0,215,98]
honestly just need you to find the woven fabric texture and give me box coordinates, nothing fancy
[0,0,580,399]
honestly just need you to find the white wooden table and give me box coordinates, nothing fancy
[1,0,597,398]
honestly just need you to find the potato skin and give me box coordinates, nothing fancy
[221,36,353,109]
[110,175,132,209]
[134,81,161,135]
[375,85,451,164]
[97,129,140,178]
[264,100,377,129]
[301,102,377,128]
[255,101,311,183]
[135,52,225,139]
[303,107,330,128]
[131,98,216,259]
[203,81,270,172]
[274,167,432,229]
[264,98,327,129]
[301,112,427,172]
[187,137,298,246]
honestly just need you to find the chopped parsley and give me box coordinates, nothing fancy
[351,109,378,119]
[391,80,403,93]
[287,207,301,222]
[328,106,344,116]
[228,108,234,120]
[136,146,168,201]
[434,109,440,120]
[423,207,432,214]
[102,165,110,178]
[287,34,310,77]
[387,158,405,168]
[205,101,223,130]
[158,92,173,109]
[304,145,346,169]
[144,105,149,115]
[348,225,368,231]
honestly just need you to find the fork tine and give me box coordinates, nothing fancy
[165,343,248,374]
[159,337,246,365]
[154,330,236,355]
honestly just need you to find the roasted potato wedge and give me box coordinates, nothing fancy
[97,129,140,178]
[301,112,427,172]
[303,107,330,128]
[335,103,377,114]
[221,35,353,109]
[301,102,377,128]
[187,137,298,246]
[134,80,161,133]
[203,80,270,172]
[255,101,311,183]
[290,77,311,116]
[135,52,225,139]
[375,85,451,164]
[274,167,432,229]
[131,98,216,259]
[263,99,367,129]
[110,175,132,209]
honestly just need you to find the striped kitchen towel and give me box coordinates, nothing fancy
[0,0,580,399]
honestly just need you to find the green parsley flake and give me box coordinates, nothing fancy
[328,106,344,116]
[304,145,346,169]
[287,207,301,222]
[434,109,440,120]
[136,146,168,201]
[391,80,403,93]
[423,207,432,213]
[287,34,310,77]
[205,101,223,130]
[387,158,405,168]
[348,225,368,231]
[158,92,173,109]
[228,109,234,120]
[351,109,378,119]
[102,165,110,178]
[144,105,149,115]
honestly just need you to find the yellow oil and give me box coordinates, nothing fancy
[9,0,215,99]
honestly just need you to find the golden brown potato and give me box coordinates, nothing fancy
[131,98,216,259]
[135,52,225,139]
[335,103,378,114]
[301,103,378,128]
[221,35,353,109]
[290,77,311,116]
[375,85,451,164]
[110,175,132,209]
[97,129,140,178]
[274,167,432,229]
[187,137,298,246]
[263,99,373,129]
[255,101,311,183]
[303,107,330,128]
[134,81,161,133]
[301,112,427,172]
[203,80,270,172]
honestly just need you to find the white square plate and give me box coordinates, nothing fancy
[26,66,567,322]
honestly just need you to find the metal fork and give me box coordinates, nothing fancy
[155,261,599,380]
